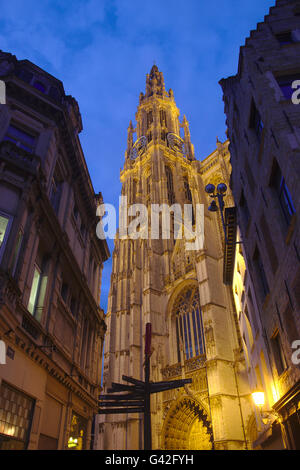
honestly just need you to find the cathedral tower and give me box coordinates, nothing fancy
[98,66,254,450]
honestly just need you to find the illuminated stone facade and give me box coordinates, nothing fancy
[97,66,254,450]
[220,0,300,450]
[0,51,109,450]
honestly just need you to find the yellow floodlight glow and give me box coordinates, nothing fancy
[252,391,265,407]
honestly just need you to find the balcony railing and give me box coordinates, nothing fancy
[161,354,206,379]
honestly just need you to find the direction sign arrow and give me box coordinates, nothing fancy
[122,375,145,387]
[108,383,141,393]
[99,393,144,401]
[150,379,192,394]
[98,407,144,414]
[99,401,144,408]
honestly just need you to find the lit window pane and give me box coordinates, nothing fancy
[0,215,9,247]
[28,267,41,314]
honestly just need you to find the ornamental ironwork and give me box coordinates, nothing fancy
[130,135,147,160]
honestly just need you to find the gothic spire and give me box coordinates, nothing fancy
[145,64,166,98]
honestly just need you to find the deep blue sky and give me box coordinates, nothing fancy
[0,0,275,310]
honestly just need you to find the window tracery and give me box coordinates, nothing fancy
[173,286,205,363]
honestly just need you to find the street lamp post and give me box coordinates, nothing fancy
[205,182,241,246]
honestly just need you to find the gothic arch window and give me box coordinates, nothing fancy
[184,178,192,202]
[147,110,153,129]
[160,109,167,127]
[183,177,195,225]
[173,286,205,363]
[165,166,175,205]
[146,175,151,196]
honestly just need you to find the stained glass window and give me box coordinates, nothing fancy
[173,286,205,362]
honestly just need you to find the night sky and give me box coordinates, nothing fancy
[0,0,275,311]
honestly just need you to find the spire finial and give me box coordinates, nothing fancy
[146,64,166,97]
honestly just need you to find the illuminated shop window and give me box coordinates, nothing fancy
[68,411,87,450]
[0,382,35,450]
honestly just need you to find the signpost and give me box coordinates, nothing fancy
[98,323,192,450]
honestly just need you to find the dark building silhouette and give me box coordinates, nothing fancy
[220,0,300,450]
[0,50,109,450]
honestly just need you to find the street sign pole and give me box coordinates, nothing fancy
[144,322,152,450]
[98,323,192,451]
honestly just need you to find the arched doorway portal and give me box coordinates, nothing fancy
[162,398,213,450]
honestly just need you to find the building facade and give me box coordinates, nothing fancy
[0,50,109,450]
[220,0,300,449]
[97,65,255,450]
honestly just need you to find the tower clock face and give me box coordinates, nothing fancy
[130,136,147,160]
[167,132,185,153]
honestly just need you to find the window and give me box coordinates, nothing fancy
[33,80,46,93]
[276,74,300,100]
[146,176,151,196]
[184,180,192,202]
[271,331,287,376]
[4,124,36,153]
[247,289,259,334]
[11,230,23,277]
[147,111,153,129]
[0,381,35,450]
[275,32,293,45]
[275,30,300,45]
[132,180,137,201]
[16,68,33,84]
[253,247,269,298]
[50,175,62,215]
[49,86,60,102]
[147,131,152,143]
[28,266,42,315]
[27,255,49,321]
[165,166,175,205]
[173,286,205,362]
[68,411,87,450]
[61,282,68,303]
[0,212,12,262]
[160,109,167,127]
[249,100,263,141]
[260,213,278,273]
[239,190,250,228]
[80,222,86,239]
[70,296,77,317]
[184,179,195,225]
[270,160,296,225]
[73,204,79,221]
